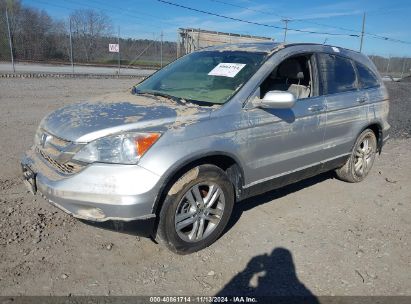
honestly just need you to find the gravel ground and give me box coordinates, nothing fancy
[0,78,410,296]
[387,82,411,138]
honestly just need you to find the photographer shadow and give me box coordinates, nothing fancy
[216,247,319,303]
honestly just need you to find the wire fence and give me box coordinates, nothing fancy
[1,2,411,78]
[0,3,178,75]
[369,55,411,79]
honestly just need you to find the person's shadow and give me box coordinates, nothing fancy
[216,247,319,303]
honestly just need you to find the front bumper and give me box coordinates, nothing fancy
[21,148,161,222]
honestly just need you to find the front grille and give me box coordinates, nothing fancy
[36,147,83,175]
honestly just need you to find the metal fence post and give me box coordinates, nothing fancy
[69,17,74,74]
[197,28,200,50]
[400,57,406,79]
[5,7,15,73]
[386,56,391,75]
[160,31,163,68]
[118,26,121,76]
[176,31,179,59]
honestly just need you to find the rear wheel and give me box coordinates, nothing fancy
[336,129,377,183]
[156,165,234,254]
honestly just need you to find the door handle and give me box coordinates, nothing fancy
[357,96,367,103]
[308,105,325,112]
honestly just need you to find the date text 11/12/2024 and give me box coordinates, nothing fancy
[149,296,258,303]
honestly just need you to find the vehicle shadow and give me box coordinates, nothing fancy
[216,247,319,302]
[225,171,335,233]
[79,217,156,238]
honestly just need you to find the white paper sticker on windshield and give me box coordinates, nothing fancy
[208,63,246,78]
[332,46,340,53]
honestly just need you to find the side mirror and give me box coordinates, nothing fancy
[257,90,296,109]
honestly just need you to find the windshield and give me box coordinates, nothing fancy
[134,50,267,105]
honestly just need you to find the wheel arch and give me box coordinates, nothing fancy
[356,122,383,153]
[151,152,245,217]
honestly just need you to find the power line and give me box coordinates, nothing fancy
[84,0,178,26]
[35,0,173,33]
[35,0,146,28]
[208,0,411,45]
[210,0,361,34]
[66,0,173,28]
[28,0,411,46]
[210,0,274,17]
[156,0,359,37]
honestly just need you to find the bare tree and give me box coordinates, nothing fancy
[0,0,69,62]
[14,7,53,60]
[69,9,112,62]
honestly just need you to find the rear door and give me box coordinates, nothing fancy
[317,53,366,161]
[354,61,385,125]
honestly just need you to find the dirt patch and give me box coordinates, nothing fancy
[0,178,20,191]
[169,167,199,195]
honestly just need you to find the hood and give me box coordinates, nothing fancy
[41,92,213,142]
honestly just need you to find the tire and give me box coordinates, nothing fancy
[156,164,234,254]
[335,129,377,183]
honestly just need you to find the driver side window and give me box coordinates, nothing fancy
[260,54,315,100]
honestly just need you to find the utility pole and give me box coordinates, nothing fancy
[160,31,163,68]
[118,26,121,76]
[5,7,15,73]
[359,12,366,52]
[68,17,74,74]
[281,19,291,43]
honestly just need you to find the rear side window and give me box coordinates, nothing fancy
[317,53,357,95]
[356,62,380,89]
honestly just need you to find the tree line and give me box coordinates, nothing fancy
[369,55,411,77]
[0,0,177,67]
[0,0,410,73]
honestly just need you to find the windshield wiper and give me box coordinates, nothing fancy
[133,88,218,107]
[132,89,186,105]
[184,99,217,107]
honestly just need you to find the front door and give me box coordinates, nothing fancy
[242,53,327,187]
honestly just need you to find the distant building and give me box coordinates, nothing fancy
[177,28,274,56]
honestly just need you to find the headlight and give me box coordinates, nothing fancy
[73,132,161,164]
[34,128,42,147]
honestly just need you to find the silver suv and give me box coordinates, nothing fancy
[22,42,390,254]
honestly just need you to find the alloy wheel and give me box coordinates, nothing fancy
[174,183,225,242]
[354,135,374,177]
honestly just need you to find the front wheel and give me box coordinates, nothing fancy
[335,129,377,183]
[156,165,234,254]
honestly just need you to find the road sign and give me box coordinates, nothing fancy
[109,44,119,53]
